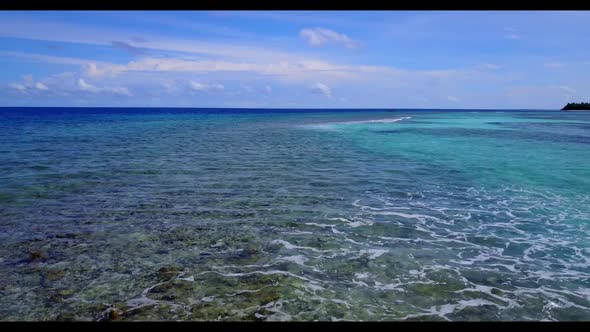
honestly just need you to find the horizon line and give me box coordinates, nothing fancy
[0,106,561,111]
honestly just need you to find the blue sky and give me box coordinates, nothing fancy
[0,11,589,108]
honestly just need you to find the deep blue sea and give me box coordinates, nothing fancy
[1,107,589,321]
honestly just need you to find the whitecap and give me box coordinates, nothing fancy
[359,249,388,259]
[277,255,308,266]
[337,117,412,125]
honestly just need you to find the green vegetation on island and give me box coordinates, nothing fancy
[562,102,590,110]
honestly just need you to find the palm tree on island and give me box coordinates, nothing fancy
[562,102,590,110]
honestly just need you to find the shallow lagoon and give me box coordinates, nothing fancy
[1,108,589,321]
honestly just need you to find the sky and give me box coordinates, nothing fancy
[0,10,589,109]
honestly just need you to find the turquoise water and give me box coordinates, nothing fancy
[0,108,589,321]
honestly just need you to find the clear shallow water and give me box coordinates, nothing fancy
[0,108,589,321]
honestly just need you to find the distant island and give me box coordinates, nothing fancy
[562,102,590,110]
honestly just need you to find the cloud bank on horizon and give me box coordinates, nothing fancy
[0,11,589,109]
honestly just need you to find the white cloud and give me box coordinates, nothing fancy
[300,28,358,49]
[189,81,224,92]
[2,49,475,90]
[503,27,524,40]
[109,86,132,96]
[111,41,144,55]
[87,63,107,77]
[6,75,49,93]
[556,85,576,93]
[161,80,178,93]
[544,61,565,69]
[35,82,49,90]
[8,83,26,92]
[0,51,100,67]
[78,78,99,92]
[21,54,393,83]
[505,33,524,40]
[310,83,332,97]
[482,63,501,70]
[504,33,525,40]
[77,78,131,96]
[4,50,492,108]
[2,49,507,107]
[240,85,254,93]
[0,17,315,64]
[189,81,207,91]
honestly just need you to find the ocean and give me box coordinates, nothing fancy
[0,107,589,321]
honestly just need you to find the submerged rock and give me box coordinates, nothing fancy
[150,282,174,293]
[210,240,225,248]
[108,308,124,321]
[157,266,180,281]
[46,269,66,281]
[54,233,78,239]
[260,292,281,305]
[246,307,270,321]
[58,289,75,297]
[96,306,125,322]
[30,250,43,261]
[55,312,77,321]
